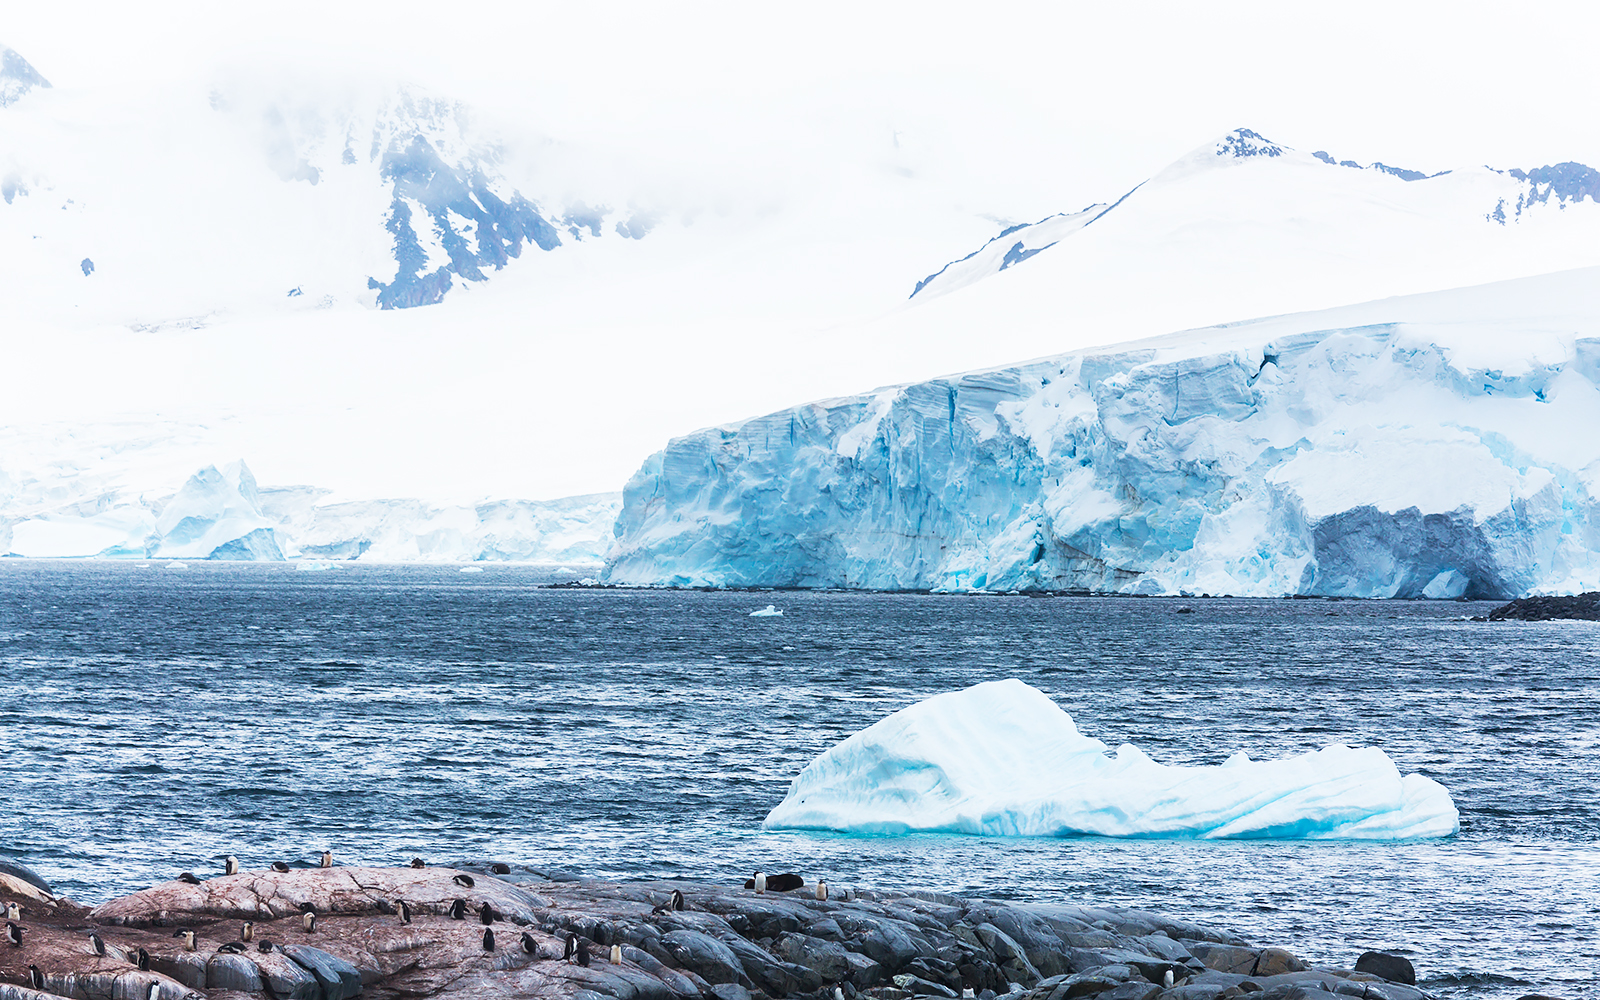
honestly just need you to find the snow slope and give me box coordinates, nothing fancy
[764,679,1458,840]
[607,267,1600,598]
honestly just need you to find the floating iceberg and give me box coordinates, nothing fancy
[763,679,1458,840]
[164,561,188,570]
[750,605,783,617]
[460,565,484,573]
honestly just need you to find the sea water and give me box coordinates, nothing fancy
[1,561,1595,998]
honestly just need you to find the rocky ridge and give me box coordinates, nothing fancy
[0,862,1465,1000]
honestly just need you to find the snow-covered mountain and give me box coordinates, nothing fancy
[0,45,49,109]
[0,46,655,326]
[908,128,1600,304]
[605,267,1600,598]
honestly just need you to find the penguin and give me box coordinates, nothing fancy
[482,928,496,952]
[241,922,254,942]
[302,911,316,933]
[815,879,828,901]
[610,944,623,965]
[1163,971,1175,989]
[6,921,21,947]
[766,873,804,892]
[671,889,685,912]
[479,903,497,926]
[397,901,412,925]
[489,863,511,875]
[224,855,239,876]
[137,947,151,970]
[177,872,202,885]
[146,981,160,1000]
[271,862,290,873]
[575,946,590,968]
[563,934,576,961]
[835,988,846,1000]
[28,965,44,990]
[4,901,19,920]
[217,942,248,954]
[450,899,467,920]
[90,932,107,956]
[173,929,196,952]
[520,932,538,956]
[319,851,332,869]
[752,871,767,894]
[257,940,275,954]
[452,874,475,888]
[409,858,426,869]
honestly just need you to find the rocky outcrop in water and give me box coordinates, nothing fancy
[1487,592,1600,621]
[0,863,1448,1000]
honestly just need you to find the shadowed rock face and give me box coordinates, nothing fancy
[1,865,1438,1000]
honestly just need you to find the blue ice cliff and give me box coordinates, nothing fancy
[606,267,1600,598]
[763,679,1459,840]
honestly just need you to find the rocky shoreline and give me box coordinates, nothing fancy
[0,860,1523,1000]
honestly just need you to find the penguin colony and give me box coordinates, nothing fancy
[0,856,849,991]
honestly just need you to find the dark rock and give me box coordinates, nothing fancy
[657,930,747,985]
[1352,954,1414,986]
[281,945,362,1000]
[710,985,752,1000]
[1487,592,1600,621]
[0,859,53,895]
[1251,950,1307,978]
[1185,946,1257,976]
[774,932,855,981]
[1102,985,1162,1000]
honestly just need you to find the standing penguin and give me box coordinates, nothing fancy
[302,911,317,933]
[479,903,498,925]
[670,889,685,911]
[450,899,467,920]
[563,934,577,961]
[6,922,21,947]
[815,880,828,901]
[136,947,151,970]
[575,946,590,968]
[173,930,196,952]
[482,928,496,952]
[241,922,254,942]
[397,901,412,925]
[4,901,20,920]
[90,933,107,957]
[28,966,43,990]
[753,871,767,894]
[610,944,623,965]
[520,932,539,956]
[224,856,239,876]
[1163,971,1175,988]
[319,851,333,869]
[145,981,160,1000]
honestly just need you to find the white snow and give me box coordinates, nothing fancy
[763,679,1459,840]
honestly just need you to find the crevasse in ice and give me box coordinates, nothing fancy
[762,679,1459,839]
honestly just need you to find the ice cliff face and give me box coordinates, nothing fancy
[1,458,620,565]
[606,268,1600,598]
[910,128,1600,302]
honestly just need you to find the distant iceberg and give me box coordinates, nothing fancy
[763,679,1458,840]
[750,605,783,617]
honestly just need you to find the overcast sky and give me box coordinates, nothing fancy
[10,0,1600,210]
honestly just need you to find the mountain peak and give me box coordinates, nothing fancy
[1,45,51,108]
[1216,128,1286,159]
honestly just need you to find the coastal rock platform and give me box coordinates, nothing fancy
[0,864,1448,1000]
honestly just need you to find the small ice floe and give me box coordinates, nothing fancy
[164,561,188,570]
[295,561,335,572]
[750,604,783,617]
[460,566,484,573]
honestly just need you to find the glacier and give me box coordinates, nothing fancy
[1,458,620,565]
[763,679,1459,840]
[606,267,1600,598]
